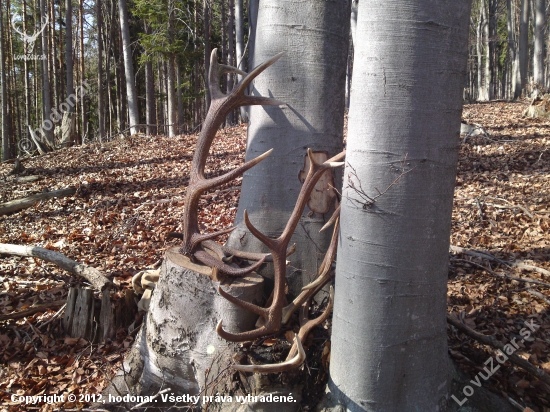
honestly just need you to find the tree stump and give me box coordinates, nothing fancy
[103,247,265,408]
[63,287,138,342]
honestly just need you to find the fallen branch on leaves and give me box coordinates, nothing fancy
[0,187,76,216]
[526,289,550,305]
[450,245,550,279]
[452,258,550,288]
[0,300,66,321]
[447,314,550,386]
[0,243,113,291]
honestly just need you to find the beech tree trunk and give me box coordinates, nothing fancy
[235,0,247,121]
[0,0,9,161]
[40,0,55,148]
[519,0,530,95]
[533,0,545,86]
[118,0,139,134]
[326,0,471,410]
[226,0,351,296]
[507,0,520,99]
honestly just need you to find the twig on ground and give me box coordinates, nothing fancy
[452,258,550,288]
[0,300,66,321]
[447,314,550,386]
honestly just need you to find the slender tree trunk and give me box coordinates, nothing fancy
[203,0,211,111]
[508,0,520,99]
[97,0,105,142]
[166,0,176,137]
[79,0,87,141]
[350,0,358,47]
[226,0,351,295]
[65,0,75,145]
[177,63,184,133]
[519,0,530,95]
[327,1,472,409]
[0,0,11,160]
[227,0,235,125]
[118,0,139,134]
[22,0,31,137]
[40,0,54,148]
[476,0,485,100]
[235,0,246,121]
[534,0,545,86]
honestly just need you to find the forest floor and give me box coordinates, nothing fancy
[0,100,549,411]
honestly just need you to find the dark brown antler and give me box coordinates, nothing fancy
[231,287,334,374]
[180,49,284,277]
[231,332,306,374]
[216,149,344,341]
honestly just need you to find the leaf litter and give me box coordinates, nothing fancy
[0,105,547,410]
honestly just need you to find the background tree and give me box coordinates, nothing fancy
[327,0,472,410]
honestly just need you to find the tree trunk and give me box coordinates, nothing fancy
[79,0,86,142]
[533,0,545,86]
[40,0,55,148]
[350,0,358,47]
[102,248,265,407]
[226,0,351,296]
[0,0,10,161]
[476,0,485,100]
[235,0,247,121]
[519,0,530,95]
[97,0,105,142]
[227,0,235,125]
[22,0,31,142]
[203,0,211,111]
[65,0,75,145]
[508,0,520,99]
[167,54,177,137]
[326,1,471,410]
[145,56,156,135]
[118,0,139,134]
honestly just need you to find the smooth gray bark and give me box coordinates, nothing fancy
[235,0,247,121]
[0,1,9,160]
[533,0,545,86]
[226,0,351,295]
[350,0,358,47]
[507,0,520,99]
[40,0,54,148]
[118,0,139,134]
[328,1,471,410]
[203,0,211,111]
[97,0,105,141]
[519,0,530,94]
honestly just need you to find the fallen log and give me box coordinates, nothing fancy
[0,187,76,216]
[0,243,113,291]
[0,299,66,321]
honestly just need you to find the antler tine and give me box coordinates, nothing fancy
[243,210,278,250]
[195,250,267,278]
[216,320,271,343]
[286,286,334,360]
[320,204,341,232]
[232,333,306,374]
[201,148,273,192]
[217,286,268,317]
[233,52,285,97]
[282,217,339,324]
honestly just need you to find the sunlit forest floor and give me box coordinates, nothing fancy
[0,101,549,410]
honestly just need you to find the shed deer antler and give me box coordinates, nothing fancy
[216,149,344,341]
[180,48,284,277]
